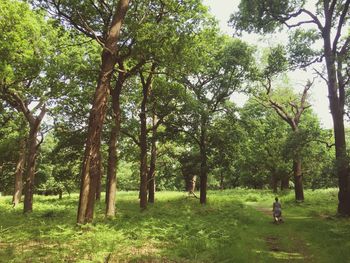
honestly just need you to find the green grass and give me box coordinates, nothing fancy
[0,189,349,262]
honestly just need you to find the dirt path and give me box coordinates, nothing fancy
[250,204,315,262]
[255,206,273,217]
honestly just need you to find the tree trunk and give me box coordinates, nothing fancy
[77,0,129,224]
[139,109,148,209]
[332,99,350,215]
[138,64,156,209]
[23,124,40,213]
[293,159,304,201]
[77,78,108,222]
[185,175,197,193]
[271,174,278,194]
[220,171,224,190]
[105,80,123,217]
[13,139,25,207]
[106,123,118,215]
[147,113,157,203]
[140,110,147,209]
[191,175,197,193]
[199,115,208,204]
[281,177,289,190]
[95,150,102,201]
[85,141,101,221]
[323,32,350,215]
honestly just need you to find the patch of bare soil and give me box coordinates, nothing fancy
[255,206,273,217]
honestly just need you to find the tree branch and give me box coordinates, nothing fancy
[300,9,324,31]
[332,0,350,52]
[339,36,350,56]
[313,67,329,84]
[121,129,140,147]
[283,19,315,29]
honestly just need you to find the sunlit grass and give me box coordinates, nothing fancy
[0,189,349,262]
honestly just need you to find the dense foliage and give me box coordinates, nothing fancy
[0,0,341,198]
[1,0,350,260]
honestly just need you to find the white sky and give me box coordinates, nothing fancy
[203,0,334,129]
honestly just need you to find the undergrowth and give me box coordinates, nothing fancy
[0,189,348,262]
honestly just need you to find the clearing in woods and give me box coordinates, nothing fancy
[0,189,349,262]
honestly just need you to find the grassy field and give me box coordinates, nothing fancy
[0,189,349,262]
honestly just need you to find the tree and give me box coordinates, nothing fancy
[36,0,131,223]
[12,123,26,207]
[0,105,27,201]
[265,84,312,200]
[114,1,215,209]
[238,99,292,190]
[0,0,58,212]
[208,103,243,190]
[231,0,350,215]
[171,37,255,204]
[256,46,314,201]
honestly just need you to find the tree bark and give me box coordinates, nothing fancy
[271,174,278,194]
[95,149,102,201]
[291,126,304,202]
[23,123,40,213]
[105,78,123,217]
[147,113,157,203]
[220,171,224,190]
[139,64,156,209]
[281,177,289,190]
[293,159,304,201]
[139,112,148,208]
[12,139,25,207]
[77,0,130,224]
[85,140,102,220]
[77,65,111,223]
[106,122,118,215]
[185,175,197,193]
[322,25,350,215]
[199,115,208,204]
[139,99,148,209]
[105,59,145,214]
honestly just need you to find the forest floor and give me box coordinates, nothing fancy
[0,189,349,262]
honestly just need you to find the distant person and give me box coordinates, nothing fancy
[272,197,283,223]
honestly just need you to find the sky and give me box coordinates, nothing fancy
[202,0,334,129]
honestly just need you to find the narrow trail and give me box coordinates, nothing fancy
[254,206,273,217]
[249,203,315,262]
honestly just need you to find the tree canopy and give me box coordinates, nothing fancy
[0,0,345,222]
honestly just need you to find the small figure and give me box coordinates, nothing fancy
[272,197,283,223]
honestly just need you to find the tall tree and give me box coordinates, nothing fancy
[231,0,350,215]
[238,99,291,190]
[78,0,130,223]
[266,84,312,201]
[37,0,131,223]
[257,46,313,201]
[174,37,255,204]
[117,1,214,209]
[0,106,27,201]
[0,0,55,212]
[138,63,157,209]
